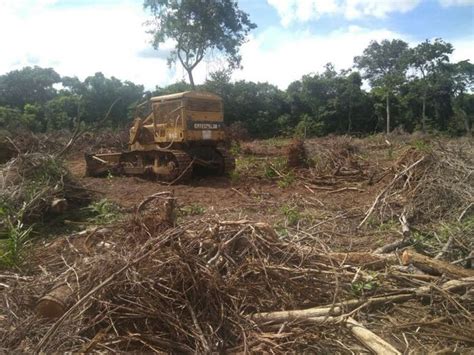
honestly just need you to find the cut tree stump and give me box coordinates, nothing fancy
[50,198,68,214]
[35,284,74,319]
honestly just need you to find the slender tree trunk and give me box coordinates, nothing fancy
[461,110,472,137]
[186,68,195,90]
[347,103,353,134]
[347,92,353,134]
[386,92,390,134]
[421,90,427,132]
[459,94,472,137]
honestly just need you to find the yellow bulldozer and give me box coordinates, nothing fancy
[85,91,235,182]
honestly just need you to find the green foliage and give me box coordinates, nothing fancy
[0,66,60,108]
[409,39,453,131]
[144,0,256,87]
[355,39,410,133]
[84,199,121,225]
[179,203,206,216]
[274,225,289,238]
[229,141,241,156]
[351,273,379,296]
[280,204,301,226]
[44,95,81,130]
[387,145,394,159]
[64,72,144,127]
[0,106,23,131]
[411,139,432,152]
[413,217,474,258]
[263,157,286,179]
[277,171,295,188]
[0,155,70,268]
[0,219,33,268]
[294,114,324,138]
[229,169,241,183]
[0,36,472,137]
[0,104,43,132]
[355,39,410,91]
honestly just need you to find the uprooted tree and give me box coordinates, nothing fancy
[144,0,256,89]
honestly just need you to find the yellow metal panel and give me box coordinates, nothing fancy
[186,111,222,121]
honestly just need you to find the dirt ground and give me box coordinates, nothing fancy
[2,134,473,353]
[66,136,405,254]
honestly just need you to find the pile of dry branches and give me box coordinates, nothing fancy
[0,153,89,225]
[305,136,367,181]
[360,140,474,226]
[286,138,308,168]
[1,207,473,353]
[0,128,128,158]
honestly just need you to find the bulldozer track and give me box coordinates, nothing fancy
[216,147,236,175]
[169,150,193,182]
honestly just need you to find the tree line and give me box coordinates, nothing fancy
[0,38,472,138]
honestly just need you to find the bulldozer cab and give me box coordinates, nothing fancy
[131,91,225,148]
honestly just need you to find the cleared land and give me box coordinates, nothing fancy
[1,133,473,353]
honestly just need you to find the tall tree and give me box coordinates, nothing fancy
[144,0,256,89]
[410,39,453,131]
[62,72,144,126]
[355,39,409,133]
[0,66,60,108]
[451,60,474,135]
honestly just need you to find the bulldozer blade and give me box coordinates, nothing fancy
[84,153,122,177]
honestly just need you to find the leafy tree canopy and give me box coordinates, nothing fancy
[144,0,256,88]
[0,66,61,108]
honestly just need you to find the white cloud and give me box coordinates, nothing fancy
[439,0,474,6]
[450,37,474,62]
[233,25,410,88]
[0,0,175,89]
[267,0,422,26]
[1,1,472,91]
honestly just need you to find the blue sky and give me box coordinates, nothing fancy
[0,0,473,89]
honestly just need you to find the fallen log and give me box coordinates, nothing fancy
[323,252,396,270]
[345,317,400,355]
[251,277,474,323]
[252,277,474,353]
[401,249,474,279]
[374,239,411,254]
[290,316,401,355]
[374,213,411,254]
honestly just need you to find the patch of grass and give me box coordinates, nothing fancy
[84,199,121,225]
[351,272,379,296]
[274,225,289,238]
[387,145,394,159]
[179,203,206,216]
[229,141,241,156]
[365,215,380,229]
[277,172,295,188]
[280,204,301,226]
[411,139,432,153]
[234,156,258,176]
[263,137,290,148]
[378,219,398,232]
[229,170,241,183]
[0,219,33,268]
[263,164,277,178]
[411,217,474,260]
